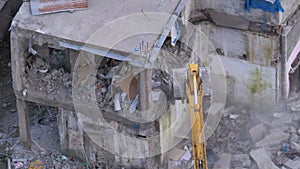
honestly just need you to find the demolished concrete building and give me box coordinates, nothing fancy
[9,0,300,168]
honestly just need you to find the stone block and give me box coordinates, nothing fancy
[250,148,279,169]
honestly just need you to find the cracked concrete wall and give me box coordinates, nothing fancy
[194,22,279,106]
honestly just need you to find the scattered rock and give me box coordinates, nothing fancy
[288,100,300,112]
[250,148,279,169]
[229,114,239,119]
[213,153,232,169]
[222,106,236,117]
[2,102,8,108]
[10,109,16,113]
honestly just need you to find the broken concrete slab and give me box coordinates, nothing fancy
[231,154,251,168]
[208,10,250,30]
[268,126,289,133]
[255,132,290,148]
[254,111,273,125]
[168,160,181,169]
[249,123,268,142]
[250,148,279,169]
[283,159,300,169]
[213,153,232,169]
[271,114,293,127]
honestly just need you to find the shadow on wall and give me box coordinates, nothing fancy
[0,0,22,40]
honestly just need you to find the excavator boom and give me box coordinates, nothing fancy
[186,64,208,169]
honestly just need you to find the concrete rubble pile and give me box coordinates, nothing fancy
[206,96,300,169]
[25,49,72,95]
[0,103,87,168]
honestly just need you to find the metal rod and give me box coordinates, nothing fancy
[193,74,198,105]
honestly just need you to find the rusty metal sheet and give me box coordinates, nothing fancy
[30,0,88,15]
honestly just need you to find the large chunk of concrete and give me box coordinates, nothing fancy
[271,114,293,126]
[255,132,290,147]
[283,159,300,169]
[249,123,268,142]
[250,148,279,169]
[213,153,232,169]
[208,10,250,30]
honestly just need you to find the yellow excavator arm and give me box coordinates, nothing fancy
[186,64,208,169]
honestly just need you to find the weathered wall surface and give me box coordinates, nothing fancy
[197,23,279,106]
[201,23,279,66]
[0,0,22,40]
[220,57,276,106]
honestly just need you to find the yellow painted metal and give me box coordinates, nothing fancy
[29,160,44,169]
[187,64,208,169]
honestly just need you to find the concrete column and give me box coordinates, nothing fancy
[138,69,152,111]
[16,99,31,149]
[280,28,289,101]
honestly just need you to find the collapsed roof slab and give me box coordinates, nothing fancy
[13,0,183,66]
